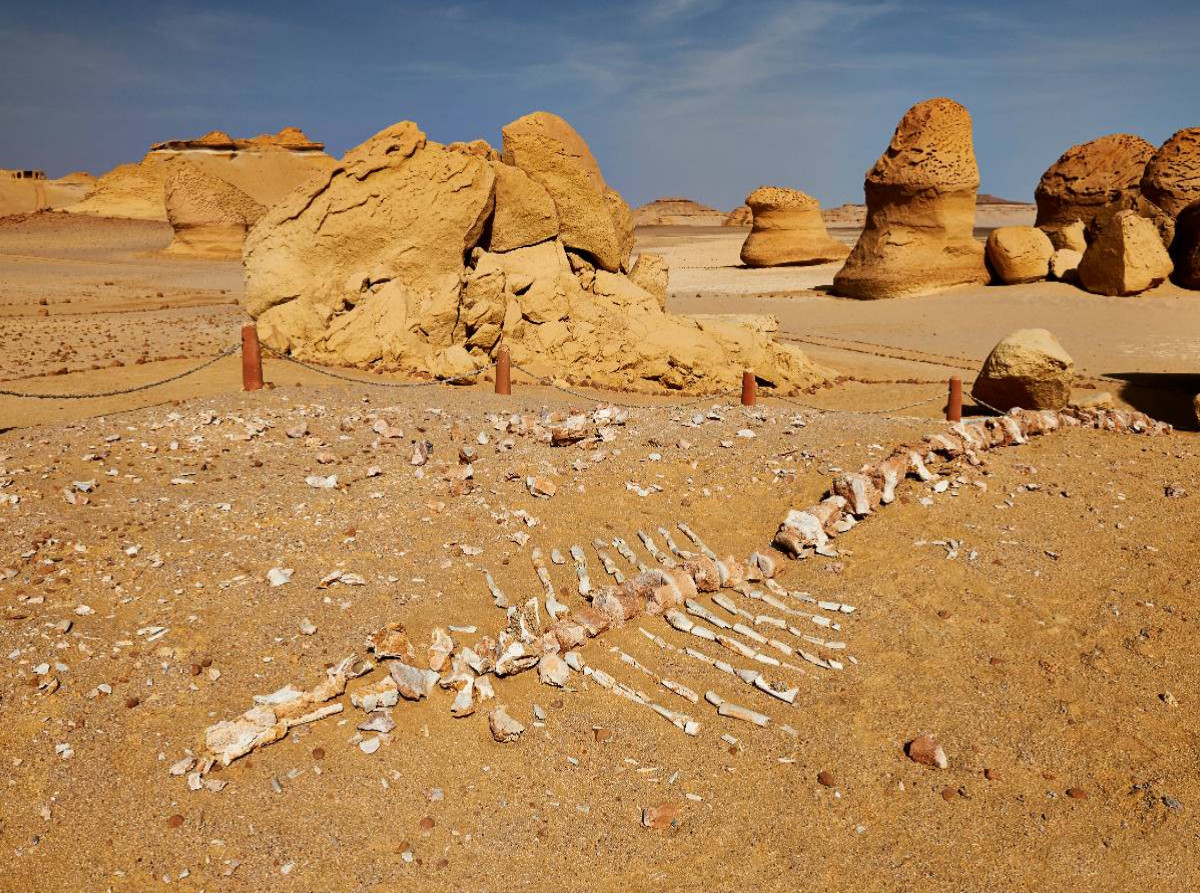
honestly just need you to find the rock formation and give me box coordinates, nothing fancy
[1168,201,1200,289]
[633,198,727,227]
[1077,210,1173,296]
[984,226,1053,284]
[738,187,848,268]
[68,128,335,221]
[1141,128,1200,219]
[242,116,829,393]
[832,98,989,299]
[163,160,265,258]
[972,329,1074,412]
[1048,249,1083,282]
[628,253,669,309]
[723,205,752,227]
[1034,134,1155,246]
[500,112,633,273]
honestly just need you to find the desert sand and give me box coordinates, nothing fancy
[1,169,1198,892]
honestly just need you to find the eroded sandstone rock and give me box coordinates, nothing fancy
[1077,210,1173,296]
[985,226,1053,284]
[242,116,830,394]
[1034,133,1155,246]
[628,253,669,309]
[972,329,1074,412]
[738,187,848,268]
[1169,200,1200,289]
[1141,128,1200,218]
[163,160,265,258]
[833,98,989,299]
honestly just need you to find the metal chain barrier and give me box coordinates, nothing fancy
[762,390,944,417]
[261,347,499,389]
[0,343,241,400]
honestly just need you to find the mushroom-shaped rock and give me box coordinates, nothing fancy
[985,226,1053,284]
[501,111,633,272]
[738,187,849,267]
[832,98,989,299]
[1141,128,1200,219]
[1169,200,1200,289]
[1077,210,1173,296]
[972,329,1075,412]
[164,160,265,258]
[1034,133,1156,245]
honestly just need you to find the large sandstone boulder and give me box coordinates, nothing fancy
[500,112,633,272]
[1077,210,1173,296]
[163,161,265,258]
[972,329,1074,412]
[1141,128,1200,218]
[738,187,848,267]
[1034,134,1155,247]
[985,226,1053,284]
[241,117,830,394]
[1169,201,1200,289]
[832,98,989,299]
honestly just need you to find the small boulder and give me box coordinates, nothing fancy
[907,733,948,769]
[985,226,1053,284]
[488,705,526,743]
[1048,248,1083,282]
[972,328,1074,412]
[1044,220,1087,253]
[628,253,669,309]
[1078,210,1173,296]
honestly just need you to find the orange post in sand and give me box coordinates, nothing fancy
[947,375,963,422]
[241,324,263,392]
[741,370,756,407]
[495,346,511,396]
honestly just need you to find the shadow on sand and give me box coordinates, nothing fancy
[1102,373,1200,431]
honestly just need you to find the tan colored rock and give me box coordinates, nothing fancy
[1048,248,1083,282]
[241,116,831,394]
[985,226,1053,284]
[501,111,633,272]
[1071,391,1115,411]
[1077,210,1173,296]
[163,160,265,258]
[972,328,1074,412]
[723,205,752,227]
[907,733,948,769]
[1043,220,1087,252]
[628,253,669,309]
[245,122,496,365]
[1169,200,1200,289]
[486,162,559,252]
[738,187,848,267]
[833,98,989,299]
[1141,128,1200,218]
[1034,133,1155,243]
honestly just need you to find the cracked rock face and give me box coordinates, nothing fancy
[163,160,265,259]
[241,114,831,394]
[1077,210,1174,297]
[832,98,989,299]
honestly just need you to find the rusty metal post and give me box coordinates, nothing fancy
[741,370,756,407]
[241,324,263,392]
[495,346,511,396]
[947,375,963,422]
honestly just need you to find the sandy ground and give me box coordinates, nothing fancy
[1,213,1199,891]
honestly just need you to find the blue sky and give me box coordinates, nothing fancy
[2,0,1198,209]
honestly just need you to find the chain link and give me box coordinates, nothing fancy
[262,348,498,388]
[0,344,241,400]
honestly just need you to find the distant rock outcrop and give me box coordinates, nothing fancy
[68,127,335,222]
[723,205,752,227]
[973,329,1074,411]
[163,161,265,258]
[242,115,830,394]
[1077,210,1173,296]
[633,197,727,227]
[1034,134,1156,246]
[833,98,989,299]
[738,187,848,267]
[0,169,94,217]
